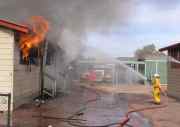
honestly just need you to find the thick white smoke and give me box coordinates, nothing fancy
[0,0,136,91]
[0,0,134,63]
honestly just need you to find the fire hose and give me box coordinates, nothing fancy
[33,86,168,127]
[67,87,168,127]
[118,104,167,127]
[118,90,168,127]
[33,87,125,127]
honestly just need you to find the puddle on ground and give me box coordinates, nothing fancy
[12,85,152,127]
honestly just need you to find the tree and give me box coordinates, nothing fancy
[134,44,157,59]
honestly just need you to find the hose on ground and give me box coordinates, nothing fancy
[34,86,168,127]
[118,92,168,127]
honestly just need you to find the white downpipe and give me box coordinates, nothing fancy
[155,61,158,74]
[112,64,116,87]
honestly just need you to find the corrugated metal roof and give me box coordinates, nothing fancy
[0,19,29,33]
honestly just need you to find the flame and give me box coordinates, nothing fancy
[19,16,49,61]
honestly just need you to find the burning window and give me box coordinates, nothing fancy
[19,16,49,63]
[19,47,39,65]
[19,42,55,65]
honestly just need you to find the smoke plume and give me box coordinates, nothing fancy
[0,0,134,63]
[0,0,136,90]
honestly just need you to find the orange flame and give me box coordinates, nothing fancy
[19,16,49,61]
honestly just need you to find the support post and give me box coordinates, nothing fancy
[40,47,44,99]
[7,93,11,127]
[40,40,48,100]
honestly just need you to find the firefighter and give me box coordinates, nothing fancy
[152,74,161,104]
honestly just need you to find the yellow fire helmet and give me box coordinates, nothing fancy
[154,73,160,78]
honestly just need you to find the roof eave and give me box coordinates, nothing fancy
[0,19,30,34]
[159,43,180,51]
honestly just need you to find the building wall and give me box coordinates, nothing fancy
[13,45,40,108]
[123,61,145,76]
[0,27,40,110]
[168,62,180,99]
[0,28,14,111]
[145,60,167,85]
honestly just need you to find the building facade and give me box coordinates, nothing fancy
[0,19,40,110]
[159,42,180,99]
[145,56,168,85]
[118,57,168,85]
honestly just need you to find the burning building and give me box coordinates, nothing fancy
[0,18,49,110]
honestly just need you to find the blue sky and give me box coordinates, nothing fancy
[86,0,180,57]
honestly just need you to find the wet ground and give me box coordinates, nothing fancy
[11,85,151,127]
[80,84,180,127]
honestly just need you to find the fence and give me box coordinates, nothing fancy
[0,93,11,127]
[77,61,147,86]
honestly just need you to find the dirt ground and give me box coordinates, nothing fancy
[81,83,180,127]
[9,84,152,127]
[0,83,179,127]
